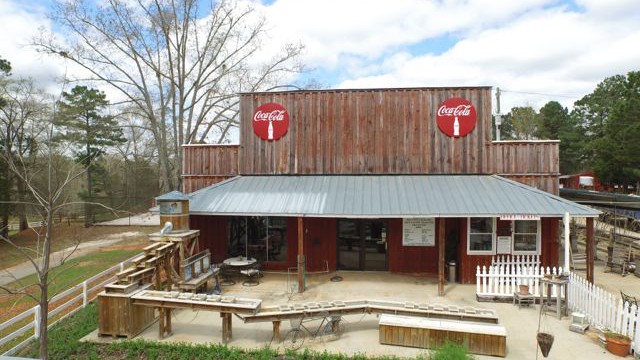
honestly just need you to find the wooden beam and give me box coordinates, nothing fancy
[438,218,445,296]
[297,217,305,293]
[586,217,595,283]
[221,312,232,344]
[272,320,281,343]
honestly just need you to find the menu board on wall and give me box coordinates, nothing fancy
[497,236,512,254]
[402,218,435,246]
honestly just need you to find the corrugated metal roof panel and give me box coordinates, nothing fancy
[156,190,189,201]
[187,175,600,218]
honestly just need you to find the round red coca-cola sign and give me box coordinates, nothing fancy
[436,97,477,138]
[252,103,289,141]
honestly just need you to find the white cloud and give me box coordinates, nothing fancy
[254,0,640,112]
[3,0,640,114]
[0,1,66,90]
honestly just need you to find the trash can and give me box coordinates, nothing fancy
[448,261,457,283]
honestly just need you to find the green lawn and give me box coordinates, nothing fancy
[0,249,142,322]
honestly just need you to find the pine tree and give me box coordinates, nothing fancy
[54,86,125,225]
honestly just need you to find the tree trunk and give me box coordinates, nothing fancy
[16,181,28,231]
[0,205,8,239]
[39,210,53,360]
[86,167,93,227]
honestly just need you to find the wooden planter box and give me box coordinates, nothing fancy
[98,286,156,338]
[379,314,506,357]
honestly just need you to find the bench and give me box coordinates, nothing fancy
[379,314,506,357]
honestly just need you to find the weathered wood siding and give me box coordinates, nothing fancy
[182,88,559,194]
[239,88,492,175]
[486,141,560,194]
[182,145,239,192]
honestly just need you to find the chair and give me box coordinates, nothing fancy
[620,291,638,309]
[240,263,261,287]
[219,263,237,286]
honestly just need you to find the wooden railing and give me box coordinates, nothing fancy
[0,253,142,356]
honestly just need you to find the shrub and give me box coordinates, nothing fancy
[429,342,475,360]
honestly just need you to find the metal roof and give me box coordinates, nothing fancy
[156,190,189,201]
[188,175,600,218]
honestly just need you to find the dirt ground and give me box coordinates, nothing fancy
[1,223,155,270]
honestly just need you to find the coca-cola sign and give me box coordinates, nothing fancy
[252,103,289,141]
[436,97,477,138]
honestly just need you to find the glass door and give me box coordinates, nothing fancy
[337,219,387,271]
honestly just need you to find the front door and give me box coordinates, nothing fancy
[337,219,387,271]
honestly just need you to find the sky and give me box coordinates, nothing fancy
[1,0,640,114]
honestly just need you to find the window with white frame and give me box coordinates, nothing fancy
[512,220,540,254]
[468,217,495,254]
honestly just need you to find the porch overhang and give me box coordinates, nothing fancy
[187,174,600,218]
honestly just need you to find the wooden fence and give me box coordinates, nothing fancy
[0,253,141,356]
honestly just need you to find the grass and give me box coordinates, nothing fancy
[0,249,143,323]
[0,223,153,269]
[13,302,475,360]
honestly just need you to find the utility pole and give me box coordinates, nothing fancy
[495,87,502,141]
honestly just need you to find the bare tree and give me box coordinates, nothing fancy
[0,113,87,360]
[35,0,304,192]
[0,77,51,234]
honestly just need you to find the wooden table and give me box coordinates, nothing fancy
[540,277,568,319]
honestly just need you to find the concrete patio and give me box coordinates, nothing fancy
[85,261,638,359]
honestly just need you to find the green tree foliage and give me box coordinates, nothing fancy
[590,71,640,189]
[537,101,585,174]
[573,74,627,166]
[54,86,125,225]
[508,106,539,140]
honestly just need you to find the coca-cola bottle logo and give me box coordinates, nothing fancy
[435,97,477,138]
[252,103,290,141]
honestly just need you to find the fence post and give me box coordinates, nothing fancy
[83,281,88,307]
[120,262,124,272]
[34,305,40,339]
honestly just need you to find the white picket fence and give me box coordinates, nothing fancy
[476,263,640,356]
[476,264,565,298]
[491,254,540,269]
[0,253,141,355]
[568,272,639,355]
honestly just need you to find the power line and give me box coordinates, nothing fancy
[500,88,580,99]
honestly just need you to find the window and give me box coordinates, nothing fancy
[468,217,495,254]
[228,216,288,262]
[513,220,540,254]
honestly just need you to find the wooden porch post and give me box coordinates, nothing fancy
[438,218,445,296]
[586,217,595,283]
[297,217,305,293]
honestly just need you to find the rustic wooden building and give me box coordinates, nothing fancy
[179,87,599,289]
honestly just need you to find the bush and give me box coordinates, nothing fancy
[429,342,475,360]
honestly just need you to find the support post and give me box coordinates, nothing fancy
[297,217,305,293]
[563,212,570,274]
[586,217,595,283]
[158,308,165,339]
[438,218,445,296]
[82,281,88,307]
[272,320,281,343]
[221,312,232,343]
[34,305,40,339]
